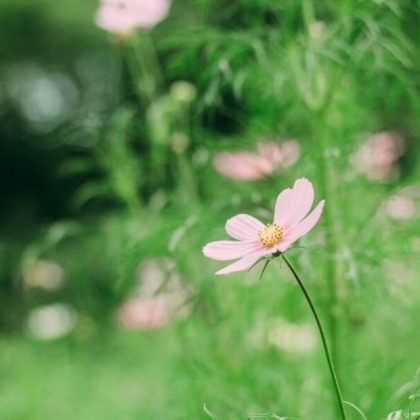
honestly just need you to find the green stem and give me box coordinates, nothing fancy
[142,32,164,93]
[299,0,345,386]
[302,0,315,38]
[175,147,199,207]
[123,33,163,106]
[281,254,347,420]
[311,112,341,375]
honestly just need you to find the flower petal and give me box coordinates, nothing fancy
[213,152,273,181]
[282,199,325,247]
[215,251,268,275]
[283,178,315,230]
[202,240,261,261]
[276,237,297,253]
[275,178,314,230]
[225,214,265,240]
[274,188,293,226]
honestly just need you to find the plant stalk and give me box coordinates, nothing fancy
[281,253,347,420]
[315,112,344,377]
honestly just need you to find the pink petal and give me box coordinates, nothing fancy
[282,200,325,247]
[276,237,297,253]
[274,188,293,226]
[202,240,261,261]
[274,178,315,229]
[225,214,265,240]
[279,140,300,168]
[129,0,170,29]
[257,142,283,165]
[95,5,137,34]
[95,0,170,34]
[215,251,268,275]
[283,178,315,230]
[213,152,273,181]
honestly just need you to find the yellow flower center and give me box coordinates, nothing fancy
[258,223,284,248]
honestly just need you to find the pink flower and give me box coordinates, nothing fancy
[202,178,325,275]
[352,131,405,181]
[213,151,274,181]
[213,140,300,181]
[116,258,191,330]
[117,298,169,330]
[95,0,171,35]
[257,140,300,168]
[385,195,415,220]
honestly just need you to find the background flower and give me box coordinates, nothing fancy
[95,0,171,35]
[257,140,300,168]
[213,140,300,181]
[352,131,405,181]
[117,298,169,330]
[3,1,420,417]
[116,258,191,330]
[213,151,274,181]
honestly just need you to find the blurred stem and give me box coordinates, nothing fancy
[174,145,198,208]
[302,0,315,38]
[299,0,344,376]
[108,164,144,218]
[141,32,164,93]
[311,109,342,376]
[123,32,164,106]
[123,188,143,218]
[281,254,347,420]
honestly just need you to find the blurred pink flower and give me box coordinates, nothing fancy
[385,195,415,220]
[117,298,169,330]
[257,140,300,168]
[203,178,324,275]
[353,131,405,181]
[95,0,171,35]
[384,185,420,220]
[117,258,191,330]
[213,152,273,181]
[213,140,300,181]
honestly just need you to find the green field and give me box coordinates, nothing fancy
[1,0,420,419]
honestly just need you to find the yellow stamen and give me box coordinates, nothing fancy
[258,223,283,248]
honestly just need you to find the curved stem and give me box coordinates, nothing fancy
[281,253,347,420]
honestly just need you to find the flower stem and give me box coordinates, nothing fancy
[123,32,163,106]
[311,111,342,377]
[281,253,347,420]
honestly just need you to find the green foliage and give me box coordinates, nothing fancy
[1,0,420,419]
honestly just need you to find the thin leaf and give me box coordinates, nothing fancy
[203,404,224,420]
[343,401,368,420]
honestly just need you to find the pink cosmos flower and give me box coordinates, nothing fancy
[353,131,405,181]
[117,298,169,330]
[213,140,300,181]
[257,140,300,169]
[116,258,191,330]
[213,151,274,181]
[202,178,325,275]
[385,195,415,220]
[95,0,171,35]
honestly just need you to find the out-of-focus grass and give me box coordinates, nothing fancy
[1,0,420,419]
[0,331,192,420]
[0,272,420,420]
[2,192,420,420]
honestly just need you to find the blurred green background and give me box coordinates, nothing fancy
[1,0,420,419]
